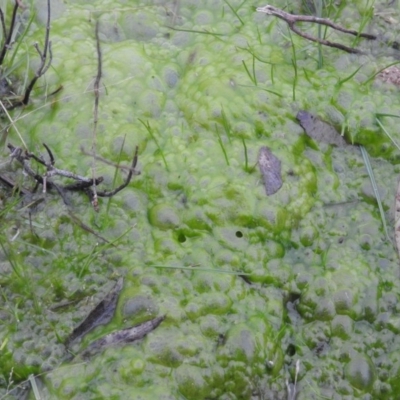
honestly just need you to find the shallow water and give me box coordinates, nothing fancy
[1,0,400,399]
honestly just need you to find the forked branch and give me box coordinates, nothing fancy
[21,0,52,105]
[256,5,384,54]
[0,1,19,66]
[6,143,139,208]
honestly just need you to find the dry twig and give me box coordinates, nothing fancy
[0,1,19,66]
[20,0,52,106]
[91,20,102,211]
[5,142,139,206]
[256,5,379,54]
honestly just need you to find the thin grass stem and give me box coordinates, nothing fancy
[138,118,169,171]
[149,264,250,275]
[220,105,232,143]
[106,134,126,214]
[242,59,256,85]
[0,100,27,148]
[238,84,282,98]
[223,0,244,26]
[362,60,400,86]
[360,145,390,242]
[375,117,400,153]
[336,63,364,87]
[242,138,248,171]
[214,124,229,166]
[288,29,297,101]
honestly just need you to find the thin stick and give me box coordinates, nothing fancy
[256,5,378,54]
[80,146,137,172]
[20,0,52,106]
[96,146,138,197]
[67,211,113,245]
[28,374,41,400]
[360,145,390,242]
[0,9,7,42]
[0,100,27,149]
[91,20,102,211]
[0,1,19,66]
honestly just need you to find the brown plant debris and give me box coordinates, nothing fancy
[80,315,165,359]
[65,277,124,347]
[395,176,400,257]
[0,0,53,110]
[4,143,139,208]
[376,66,400,87]
[258,146,282,196]
[296,110,347,147]
[256,5,397,54]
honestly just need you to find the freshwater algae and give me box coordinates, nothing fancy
[1,0,400,399]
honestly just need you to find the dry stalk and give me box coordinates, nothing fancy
[256,5,379,54]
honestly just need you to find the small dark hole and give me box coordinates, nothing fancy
[178,233,186,243]
[217,333,226,346]
[286,344,296,356]
[235,231,243,238]
[287,292,301,304]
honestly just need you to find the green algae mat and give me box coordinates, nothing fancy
[1,0,400,398]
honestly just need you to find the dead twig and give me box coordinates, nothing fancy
[0,173,29,195]
[0,1,19,66]
[0,9,7,44]
[80,146,138,173]
[95,146,139,198]
[6,142,139,206]
[256,5,379,54]
[67,211,113,245]
[20,0,52,106]
[91,20,102,211]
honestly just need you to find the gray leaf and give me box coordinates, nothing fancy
[66,277,124,346]
[296,110,347,147]
[258,147,282,196]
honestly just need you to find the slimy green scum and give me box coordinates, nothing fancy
[1,0,400,399]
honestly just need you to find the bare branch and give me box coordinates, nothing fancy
[67,211,113,245]
[80,146,138,173]
[21,0,52,105]
[256,5,380,54]
[0,1,19,66]
[6,142,139,206]
[91,19,103,211]
[96,146,139,198]
[0,9,7,43]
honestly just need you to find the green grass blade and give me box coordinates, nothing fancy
[242,138,248,171]
[28,374,41,400]
[242,60,256,85]
[138,118,169,171]
[167,26,225,40]
[376,113,400,119]
[360,145,390,242]
[149,264,250,275]
[214,124,230,166]
[223,0,244,26]
[287,29,297,101]
[336,64,364,87]
[375,117,400,153]
[237,84,282,98]
[106,134,126,214]
[362,60,400,86]
[220,105,232,143]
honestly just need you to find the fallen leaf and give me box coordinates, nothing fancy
[80,315,165,358]
[65,277,124,346]
[296,110,347,147]
[258,146,282,196]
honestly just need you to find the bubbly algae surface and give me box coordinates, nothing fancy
[1,0,400,399]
